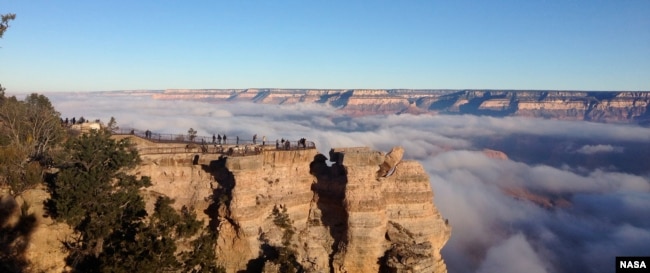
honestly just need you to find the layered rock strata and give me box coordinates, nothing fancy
[3,139,450,273]
[149,89,650,123]
[201,146,451,272]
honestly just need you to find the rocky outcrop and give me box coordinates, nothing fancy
[1,188,74,273]
[10,138,450,273]
[383,221,439,272]
[151,89,650,123]
[198,146,451,272]
[482,149,508,160]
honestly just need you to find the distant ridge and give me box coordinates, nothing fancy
[142,89,650,124]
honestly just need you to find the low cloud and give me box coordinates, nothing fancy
[47,92,650,273]
[476,233,549,273]
[427,151,650,273]
[576,144,623,154]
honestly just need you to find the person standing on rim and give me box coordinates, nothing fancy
[223,134,227,144]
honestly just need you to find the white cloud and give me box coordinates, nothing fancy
[47,92,650,273]
[576,144,623,154]
[477,233,549,273]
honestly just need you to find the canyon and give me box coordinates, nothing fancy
[137,142,452,272]
[5,136,451,273]
[142,89,650,124]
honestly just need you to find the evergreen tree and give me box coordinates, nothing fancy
[182,231,224,273]
[188,128,198,142]
[106,116,119,133]
[269,205,303,273]
[0,13,15,39]
[99,197,185,272]
[48,129,222,272]
[48,129,150,270]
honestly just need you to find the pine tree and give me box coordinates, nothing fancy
[270,205,303,273]
[48,129,223,272]
[47,129,150,270]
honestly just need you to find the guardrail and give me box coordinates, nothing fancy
[113,128,315,156]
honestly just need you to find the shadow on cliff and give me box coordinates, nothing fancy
[0,195,38,273]
[200,156,236,230]
[457,91,518,117]
[309,153,349,273]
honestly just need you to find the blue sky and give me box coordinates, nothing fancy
[1,0,649,92]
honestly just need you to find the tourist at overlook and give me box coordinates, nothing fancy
[262,136,266,146]
[236,136,239,145]
[217,134,222,144]
[212,134,216,144]
[223,134,227,144]
[253,134,257,144]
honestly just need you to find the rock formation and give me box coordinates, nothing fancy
[148,89,650,123]
[7,136,450,273]
[1,188,74,273]
[482,149,509,160]
[149,145,451,272]
[208,148,450,272]
[78,134,451,272]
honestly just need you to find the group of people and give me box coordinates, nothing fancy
[212,134,231,144]
[60,117,86,126]
[252,134,268,145]
[274,138,309,150]
[197,132,312,151]
[144,130,153,138]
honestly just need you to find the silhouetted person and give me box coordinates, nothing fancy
[64,117,69,125]
[218,134,222,144]
[276,139,279,149]
[236,136,239,145]
[212,134,216,143]
[253,134,257,144]
[72,117,76,124]
[262,136,266,146]
[223,135,227,144]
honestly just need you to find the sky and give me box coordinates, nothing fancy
[1,0,649,92]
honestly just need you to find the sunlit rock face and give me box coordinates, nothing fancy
[139,145,451,272]
[152,89,650,123]
[11,133,449,273]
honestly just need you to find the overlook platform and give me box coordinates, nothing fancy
[112,129,315,156]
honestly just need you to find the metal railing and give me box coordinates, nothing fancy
[113,128,315,156]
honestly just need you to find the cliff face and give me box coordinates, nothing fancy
[151,89,650,123]
[10,138,449,272]
[182,146,451,272]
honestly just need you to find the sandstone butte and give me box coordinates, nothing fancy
[4,135,451,273]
